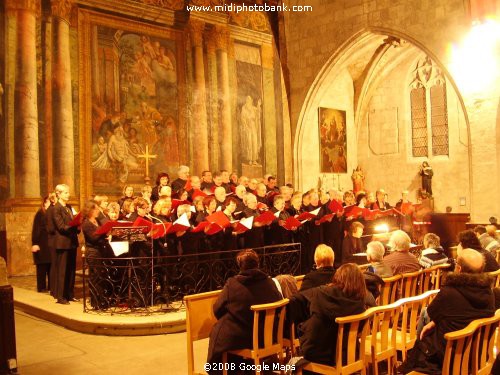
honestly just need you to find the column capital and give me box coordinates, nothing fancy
[213,25,229,51]
[261,43,274,69]
[5,0,40,13]
[51,0,73,22]
[189,20,205,48]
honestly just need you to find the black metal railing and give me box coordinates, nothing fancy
[82,243,301,313]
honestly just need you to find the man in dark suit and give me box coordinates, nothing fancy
[300,244,336,291]
[52,184,79,304]
[170,165,189,196]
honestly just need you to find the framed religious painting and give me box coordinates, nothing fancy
[318,107,347,173]
[78,9,186,198]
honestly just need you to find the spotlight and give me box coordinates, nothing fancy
[374,223,389,233]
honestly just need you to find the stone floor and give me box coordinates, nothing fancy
[14,310,209,374]
[10,275,209,374]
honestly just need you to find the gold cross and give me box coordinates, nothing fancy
[137,145,157,184]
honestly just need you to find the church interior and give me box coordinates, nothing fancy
[1,0,500,374]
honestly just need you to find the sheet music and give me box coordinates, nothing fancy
[110,241,129,257]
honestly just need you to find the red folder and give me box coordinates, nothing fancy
[184,179,192,192]
[295,207,321,221]
[363,209,380,221]
[166,213,191,234]
[205,223,223,235]
[133,217,154,229]
[343,205,366,219]
[233,216,254,234]
[254,210,276,225]
[151,223,169,239]
[68,212,83,227]
[400,202,414,215]
[379,208,398,217]
[206,211,231,229]
[328,199,344,214]
[281,216,302,231]
[95,220,133,235]
[316,213,335,225]
[191,221,211,233]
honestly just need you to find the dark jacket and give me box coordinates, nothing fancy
[206,269,282,366]
[402,272,497,374]
[342,235,363,263]
[52,202,79,250]
[293,285,366,365]
[45,204,56,249]
[82,219,111,257]
[300,266,335,291]
[31,208,51,264]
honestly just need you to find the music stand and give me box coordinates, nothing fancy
[109,226,154,308]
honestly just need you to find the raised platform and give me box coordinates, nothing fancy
[11,276,187,336]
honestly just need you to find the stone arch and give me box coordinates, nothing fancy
[294,27,472,211]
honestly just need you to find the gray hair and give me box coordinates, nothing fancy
[366,241,385,262]
[388,230,411,252]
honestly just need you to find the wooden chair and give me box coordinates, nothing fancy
[496,248,500,264]
[297,308,372,375]
[282,321,300,358]
[364,301,401,375]
[400,270,422,299]
[408,309,500,375]
[379,274,402,305]
[393,290,439,361]
[295,274,305,290]
[432,263,451,289]
[418,267,434,294]
[488,269,500,288]
[184,290,222,375]
[222,298,289,375]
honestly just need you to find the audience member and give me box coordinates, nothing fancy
[300,244,336,291]
[458,229,499,272]
[366,241,393,277]
[384,230,420,274]
[419,233,448,268]
[206,250,282,373]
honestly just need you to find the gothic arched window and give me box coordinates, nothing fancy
[410,57,449,157]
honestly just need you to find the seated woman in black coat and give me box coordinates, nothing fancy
[206,249,282,373]
[290,263,368,366]
[300,244,336,291]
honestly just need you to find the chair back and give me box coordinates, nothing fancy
[251,298,289,354]
[334,308,373,375]
[488,269,500,288]
[400,270,422,299]
[397,290,439,359]
[366,301,401,363]
[442,309,500,375]
[379,274,402,305]
[432,263,451,289]
[184,290,221,375]
[419,267,434,294]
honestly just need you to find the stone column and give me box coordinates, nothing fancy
[261,43,277,175]
[6,0,41,197]
[214,25,232,172]
[51,0,75,190]
[206,34,219,171]
[189,20,209,173]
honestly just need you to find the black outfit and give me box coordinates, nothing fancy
[289,285,366,366]
[31,208,51,292]
[401,272,497,374]
[341,234,363,263]
[299,266,335,291]
[171,178,187,196]
[303,204,324,272]
[322,201,343,268]
[52,202,79,303]
[206,268,282,372]
[476,248,499,272]
[242,208,265,248]
[370,200,392,210]
[45,204,57,297]
[420,167,433,196]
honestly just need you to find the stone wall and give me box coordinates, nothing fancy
[286,0,500,221]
